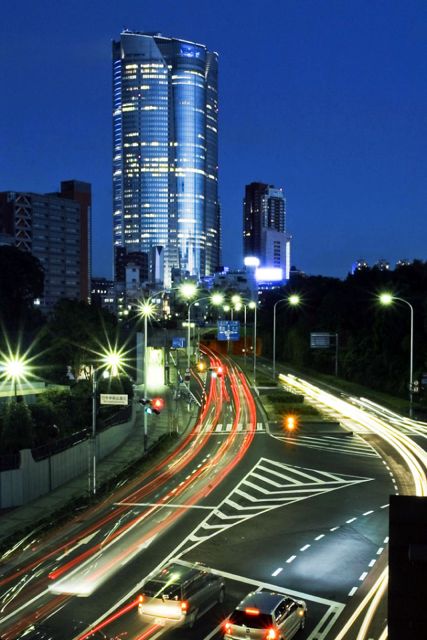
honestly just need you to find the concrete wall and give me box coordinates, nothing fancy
[0,407,136,508]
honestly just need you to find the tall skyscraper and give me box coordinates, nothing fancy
[112,31,220,287]
[243,182,290,282]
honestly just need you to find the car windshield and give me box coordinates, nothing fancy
[230,610,274,628]
[142,579,181,600]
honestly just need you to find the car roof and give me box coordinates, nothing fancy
[148,562,205,585]
[237,591,287,613]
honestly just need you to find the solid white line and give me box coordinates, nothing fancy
[272,567,283,576]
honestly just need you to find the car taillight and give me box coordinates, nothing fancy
[224,621,231,633]
[181,600,189,613]
[265,629,278,640]
[138,594,144,604]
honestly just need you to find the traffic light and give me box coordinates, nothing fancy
[151,397,164,415]
[284,414,297,432]
[139,397,164,415]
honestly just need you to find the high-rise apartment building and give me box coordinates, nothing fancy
[243,182,286,257]
[0,181,91,310]
[112,31,220,287]
[243,182,290,282]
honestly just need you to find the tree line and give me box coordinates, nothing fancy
[258,261,427,402]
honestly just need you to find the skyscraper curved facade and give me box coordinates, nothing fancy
[112,31,220,286]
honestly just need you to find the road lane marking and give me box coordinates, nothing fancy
[349,586,358,596]
[286,555,296,563]
[359,572,368,581]
[272,567,283,576]
[315,534,325,541]
[300,544,310,551]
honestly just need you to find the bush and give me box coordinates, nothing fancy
[1,400,34,452]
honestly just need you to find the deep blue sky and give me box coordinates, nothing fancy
[1,0,426,279]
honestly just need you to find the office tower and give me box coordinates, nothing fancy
[243,182,286,258]
[112,31,220,287]
[0,181,91,310]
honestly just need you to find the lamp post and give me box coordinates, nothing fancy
[248,301,257,385]
[90,349,124,495]
[139,300,157,451]
[273,294,300,380]
[185,291,224,372]
[379,292,414,418]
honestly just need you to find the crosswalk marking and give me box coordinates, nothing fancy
[277,434,379,457]
[180,458,373,550]
[209,423,265,433]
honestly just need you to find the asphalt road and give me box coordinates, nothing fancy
[0,357,399,640]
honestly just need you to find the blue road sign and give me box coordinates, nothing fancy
[172,337,186,348]
[217,320,240,341]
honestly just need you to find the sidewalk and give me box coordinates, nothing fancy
[0,394,198,549]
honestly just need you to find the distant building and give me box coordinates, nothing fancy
[112,31,220,287]
[396,259,412,268]
[243,182,290,285]
[91,277,115,314]
[0,181,91,311]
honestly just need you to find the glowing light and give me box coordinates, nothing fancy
[288,294,300,306]
[180,282,197,299]
[231,294,241,305]
[255,267,284,282]
[2,356,27,381]
[379,292,393,305]
[244,256,260,267]
[211,292,224,305]
[139,300,156,318]
[248,301,257,310]
[100,349,125,378]
[245,607,260,615]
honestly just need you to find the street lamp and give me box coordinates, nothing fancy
[138,299,157,451]
[180,283,198,373]
[248,301,257,384]
[184,291,224,373]
[379,292,414,418]
[1,355,30,399]
[90,348,124,495]
[273,294,300,379]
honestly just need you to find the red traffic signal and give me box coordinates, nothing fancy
[151,397,164,415]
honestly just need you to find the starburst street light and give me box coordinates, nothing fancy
[379,291,414,417]
[1,354,31,398]
[90,347,125,495]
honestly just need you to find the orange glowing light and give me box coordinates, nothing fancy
[245,607,260,615]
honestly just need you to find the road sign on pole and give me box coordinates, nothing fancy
[100,393,128,406]
[217,320,240,341]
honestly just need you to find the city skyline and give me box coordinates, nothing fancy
[1,0,426,279]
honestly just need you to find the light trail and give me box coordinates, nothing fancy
[279,373,427,640]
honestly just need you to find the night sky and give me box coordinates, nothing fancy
[1,0,426,279]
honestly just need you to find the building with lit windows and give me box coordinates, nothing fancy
[0,180,91,311]
[112,31,220,288]
[243,182,290,285]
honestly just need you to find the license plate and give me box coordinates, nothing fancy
[154,617,166,626]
